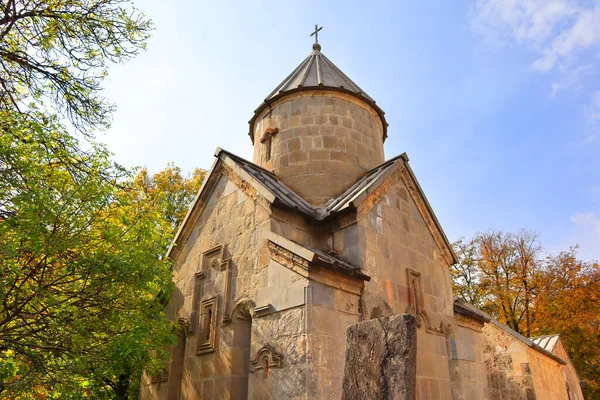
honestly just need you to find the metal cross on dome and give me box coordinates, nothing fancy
[310,24,323,44]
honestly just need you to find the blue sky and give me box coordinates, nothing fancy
[101,0,600,261]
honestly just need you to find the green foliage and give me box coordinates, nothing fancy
[0,111,176,398]
[0,1,182,397]
[0,0,152,133]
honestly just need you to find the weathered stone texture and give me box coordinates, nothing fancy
[329,172,455,399]
[447,318,489,400]
[252,91,385,205]
[342,314,417,400]
[528,347,569,400]
[552,341,584,400]
[481,322,570,400]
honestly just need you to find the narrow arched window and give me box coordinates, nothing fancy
[260,128,278,164]
[264,136,272,162]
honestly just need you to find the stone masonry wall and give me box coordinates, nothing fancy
[481,322,569,400]
[252,91,385,205]
[527,346,568,400]
[447,317,489,399]
[305,267,363,399]
[553,341,584,400]
[139,174,308,399]
[331,175,456,399]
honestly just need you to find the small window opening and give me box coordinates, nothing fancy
[263,356,269,380]
[264,136,272,162]
[200,304,214,345]
[206,309,212,342]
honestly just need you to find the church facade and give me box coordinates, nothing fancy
[139,41,584,400]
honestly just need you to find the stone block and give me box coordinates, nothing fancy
[342,314,417,400]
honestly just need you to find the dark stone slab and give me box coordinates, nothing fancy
[342,314,417,400]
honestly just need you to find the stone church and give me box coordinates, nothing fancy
[139,40,584,399]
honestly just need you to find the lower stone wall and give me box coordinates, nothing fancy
[305,274,362,400]
[481,323,569,400]
[415,327,452,399]
[553,341,584,400]
[528,347,568,400]
[482,323,536,400]
[447,318,489,399]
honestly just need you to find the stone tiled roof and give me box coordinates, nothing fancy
[169,148,457,265]
[249,44,388,142]
[531,334,560,353]
[216,148,457,265]
[217,148,404,221]
[454,299,566,365]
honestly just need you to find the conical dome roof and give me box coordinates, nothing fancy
[249,44,388,142]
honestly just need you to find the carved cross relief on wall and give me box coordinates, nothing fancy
[183,244,233,355]
[406,269,444,335]
[250,345,282,380]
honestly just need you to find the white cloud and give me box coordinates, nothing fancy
[550,63,593,95]
[569,211,600,261]
[470,0,600,72]
[571,211,600,234]
[582,91,600,142]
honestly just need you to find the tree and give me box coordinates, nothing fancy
[0,1,184,397]
[450,231,600,399]
[532,248,600,399]
[0,0,152,133]
[451,238,483,306]
[132,163,207,236]
[452,230,543,334]
[0,113,177,398]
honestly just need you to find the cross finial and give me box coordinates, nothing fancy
[310,24,323,44]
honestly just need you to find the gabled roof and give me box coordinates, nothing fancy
[168,148,457,265]
[454,299,566,365]
[249,44,388,143]
[220,148,406,221]
[531,334,560,353]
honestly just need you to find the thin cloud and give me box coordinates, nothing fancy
[569,211,600,261]
[550,63,593,96]
[571,211,600,234]
[583,91,600,143]
[469,0,600,72]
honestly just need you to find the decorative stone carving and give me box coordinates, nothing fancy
[150,368,169,384]
[406,269,444,335]
[177,317,193,337]
[196,296,218,354]
[250,344,282,379]
[201,245,225,271]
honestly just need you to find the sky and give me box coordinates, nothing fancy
[100,0,600,262]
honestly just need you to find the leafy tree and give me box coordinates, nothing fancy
[0,0,152,133]
[0,0,189,397]
[451,238,483,306]
[452,230,542,335]
[451,231,600,399]
[0,112,176,398]
[132,163,207,236]
[532,248,600,399]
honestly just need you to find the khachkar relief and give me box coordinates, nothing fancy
[182,244,233,355]
[406,269,445,335]
[250,344,283,380]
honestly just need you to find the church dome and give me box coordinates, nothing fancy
[248,44,388,143]
[249,42,388,205]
